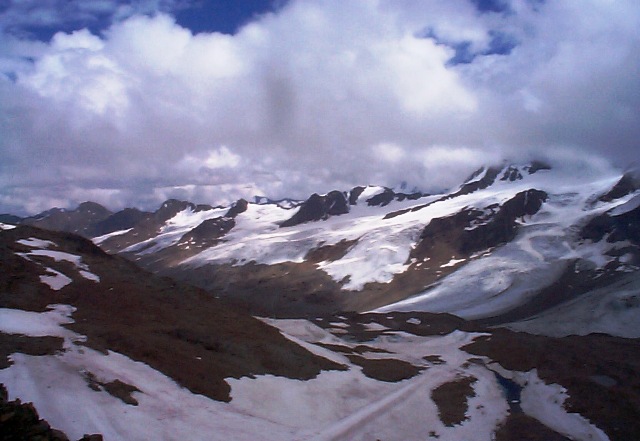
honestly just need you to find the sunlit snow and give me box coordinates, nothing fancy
[40,268,73,291]
[16,242,101,288]
[111,162,636,313]
[0,304,611,440]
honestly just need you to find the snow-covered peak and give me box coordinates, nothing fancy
[355,186,386,203]
[610,194,640,216]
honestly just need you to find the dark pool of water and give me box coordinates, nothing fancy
[493,371,523,413]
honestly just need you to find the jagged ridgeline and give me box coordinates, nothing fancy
[4,161,639,320]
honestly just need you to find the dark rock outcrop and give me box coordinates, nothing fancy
[365,188,396,207]
[348,187,366,205]
[22,202,112,237]
[526,160,552,174]
[460,188,547,253]
[349,186,424,207]
[501,166,523,182]
[600,172,640,202]
[171,199,247,248]
[394,192,423,202]
[225,199,248,218]
[153,199,197,223]
[414,189,548,258]
[179,217,236,248]
[280,191,349,227]
[581,200,640,246]
[98,200,215,253]
[442,166,502,201]
[90,208,152,237]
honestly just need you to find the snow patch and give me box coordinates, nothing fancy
[440,257,465,268]
[610,193,640,216]
[123,206,227,255]
[40,268,73,290]
[0,304,76,338]
[16,243,100,288]
[519,370,609,441]
[17,237,56,248]
[28,249,85,267]
[79,270,101,282]
[357,186,386,203]
[92,228,133,245]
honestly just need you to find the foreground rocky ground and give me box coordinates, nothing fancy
[1,224,639,440]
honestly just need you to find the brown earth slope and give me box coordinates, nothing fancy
[0,226,345,402]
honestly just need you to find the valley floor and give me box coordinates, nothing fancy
[2,305,633,441]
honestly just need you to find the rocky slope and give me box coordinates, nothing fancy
[13,161,636,322]
[0,226,343,403]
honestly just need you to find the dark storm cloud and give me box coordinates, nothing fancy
[0,0,638,214]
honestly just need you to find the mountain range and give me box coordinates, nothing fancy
[1,160,640,440]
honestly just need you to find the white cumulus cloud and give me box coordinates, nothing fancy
[0,0,638,214]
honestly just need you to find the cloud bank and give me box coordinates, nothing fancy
[1,0,639,214]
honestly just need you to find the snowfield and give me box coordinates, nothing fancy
[0,305,610,440]
[114,162,637,316]
[373,167,638,317]
[507,271,640,338]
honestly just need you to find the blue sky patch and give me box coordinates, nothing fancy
[175,0,284,35]
[469,0,511,14]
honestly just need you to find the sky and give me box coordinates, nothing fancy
[0,0,639,215]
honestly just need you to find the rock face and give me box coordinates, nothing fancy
[153,199,198,223]
[174,199,248,249]
[365,188,396,206]
[225,199,248,218]
[526,160,552,174]
[413,189,548,259]
[90,208,152,237]
[22,202,112,236]
[348,186,366,205]
[96,199,215,253]
[600,171,640,202]
[280,191,350,227]
[581,199,640,247]
[348,186,424,207]
[447,166,502,199]
[500,166,523,182]
[461,189,547,253]
[179,217,236,249]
